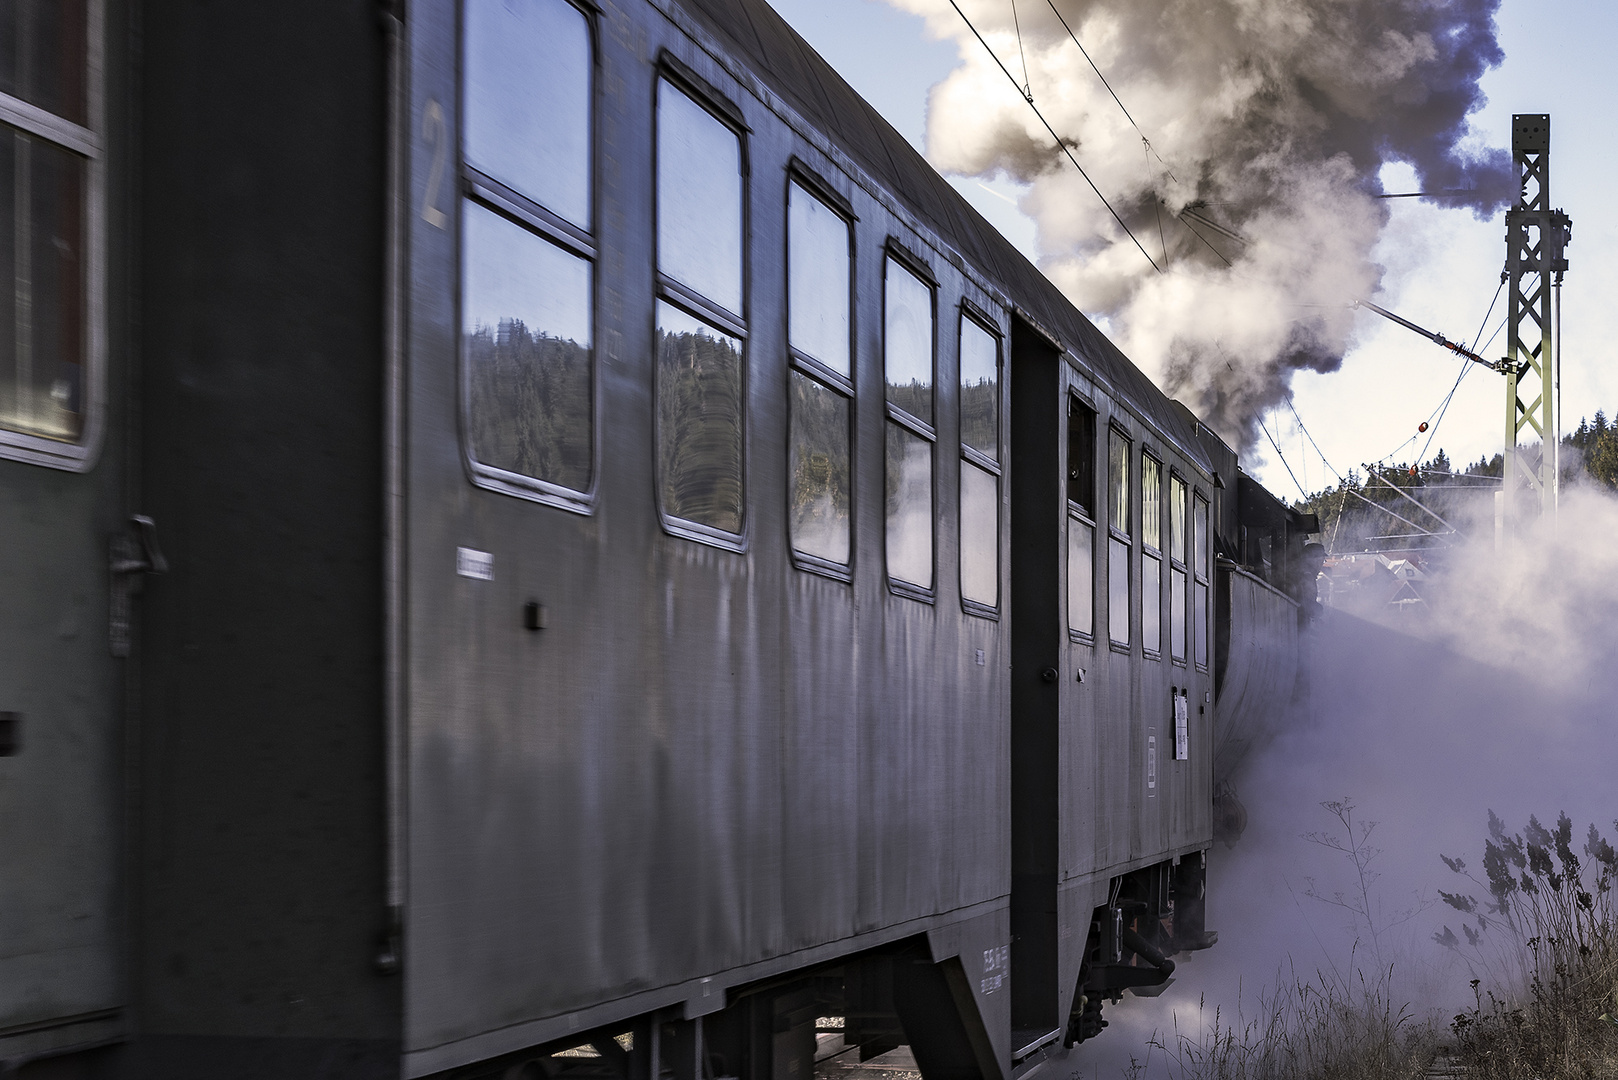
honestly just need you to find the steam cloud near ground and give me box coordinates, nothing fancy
[1057,489,1618,1077]
[891,0,1512,450]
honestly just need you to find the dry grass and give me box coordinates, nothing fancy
[1146,958,1442,1080]
[1437,812,1618,1079]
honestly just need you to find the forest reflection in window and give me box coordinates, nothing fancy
[884,257,932,424]
[789,371,849,564]
[463,202,592,491]
[657,301,744,534]
[960,317,997,457]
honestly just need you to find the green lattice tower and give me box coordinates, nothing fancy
[1501,114,1571,536]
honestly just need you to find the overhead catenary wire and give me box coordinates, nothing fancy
[1041,0,1175,181]
[1008,0,1033,102]
[945,0,1162,273]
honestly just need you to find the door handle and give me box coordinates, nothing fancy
[110,515,167,657]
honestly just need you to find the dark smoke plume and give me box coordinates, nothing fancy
[897,0,1512,449]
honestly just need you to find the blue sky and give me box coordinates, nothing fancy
[769,0,1618,501]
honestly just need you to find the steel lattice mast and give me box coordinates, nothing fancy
[1500,114,1572,537]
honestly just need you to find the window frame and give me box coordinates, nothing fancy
[881,240,937,602]
[1106,423,1132,651]
[1066,392,1097,643]
[1140,448,1163,660]
[651,63,751,551]
[0,0,106,471]
[1169,470,1189,666]
[456,0,600,513]
[1193,488,1212,672]
[784,162,857,582]
[957,302,1001,618]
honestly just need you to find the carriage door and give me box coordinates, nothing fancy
[0,0,130,1060]
[1007,317,1063,1040]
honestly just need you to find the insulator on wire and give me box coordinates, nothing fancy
[1418,421,1429,432]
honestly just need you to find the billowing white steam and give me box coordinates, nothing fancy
[890,0,1511,448]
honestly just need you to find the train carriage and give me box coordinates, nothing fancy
[0,0,1311,1077]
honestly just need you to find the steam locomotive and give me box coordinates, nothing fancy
[0,0,1312,1076]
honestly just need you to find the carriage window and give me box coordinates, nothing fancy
[1171,564,1188,663]
[787,180,852,568]
[658,80,743,317]
[464,206,592,491]
[884,256,934,592]
[886,422,933,589]
[1108,428,1130,535]
[1068,518,1093,637]
[788,180,850,378]
[0,0,97,462]
[789,371,850,565]
[1141,454,1161,551]
[884,258,932,425]
[1068,397,1095,515]
[657,301,744,533]
[462,0,594,500]
[656,79,746,539]
[961,459,997,606]
[960,314,1000,610]
[960,317,997,457]
[1068,396,1096,638]
[1170,475,1188,563]
[1107,428,1131,646]
[1143,551,1161,657]
[1194,493,1209,575]
[1141,453,1161,653]
[1170,474,1187,662]
[1194,493,1210,669]
[464,0,590,228]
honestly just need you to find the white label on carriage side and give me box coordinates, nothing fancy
[1174,694,1189,760]
[1147,733,1157,795]
[981,945,1008,994]
[456,547,494,580]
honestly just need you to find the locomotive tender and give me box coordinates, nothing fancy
[0,0,1311,1076]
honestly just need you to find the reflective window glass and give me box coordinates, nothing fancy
[1194,581,1209,667]
[788,181,850,377]
[0,130,84,442]
[960,318,998,458]
[463,203,593,491]
[0,1,87,125]
[884,258,931,423]
[1142,454,1162,550]
[1195,495,1210,577]
[1171,567,1187,661]
[1171,476,1187,562]
[464,0,591,228]
[885,421,932,587]
[961,460,997,606]
[1068,519,1093,636]
[658,81,743,316]
[657,301,743,532]
[1108,429,1130,535]
[1143,552,1161,655]
[1108,536,1129,645]
[789,371,850,564]
[1068,397,1095,516]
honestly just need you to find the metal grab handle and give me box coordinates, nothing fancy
[110,515,167,657]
